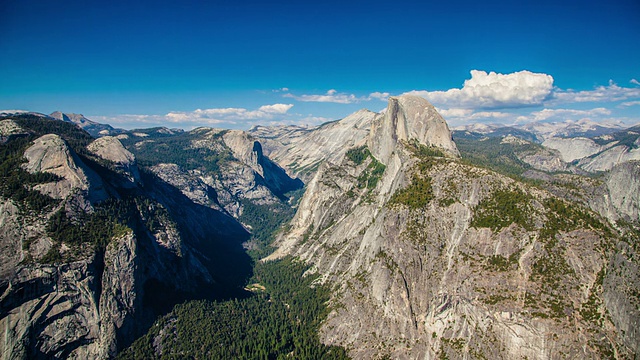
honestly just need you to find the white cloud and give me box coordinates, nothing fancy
[368,92,390,101]
[283,89,390,104]
[166,103,294,122]
[257,103,294,114]
[406,70,554,109]
[437,108,473,118]
[94,103,295,130]
[620,100,640,107]
[631,79,640,86]
[437,108,515,126]
[551,80,640,104]
[284,89,360,104]
[515,107,612,123]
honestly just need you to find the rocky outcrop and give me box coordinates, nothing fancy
[173,128,303,217]
[542,137,607,162]
[1,261,103,359]
[88,136,141,184]
[368,95,459,164]
[592,161,640,224]
[0,116,253,358]
[150,163,223,211]
[0,120,26,140]
[578,145,640,172]
[220,130,303,198]
[23,134,108,203]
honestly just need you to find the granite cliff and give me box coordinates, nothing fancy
[269,95,639,359]
[0,114,291,358]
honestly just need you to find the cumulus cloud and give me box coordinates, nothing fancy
[284,89,390,104]
[406,70,554,109]
[437,108,473,118]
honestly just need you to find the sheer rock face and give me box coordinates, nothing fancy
[23,134,108,203]
[271,96,637,359]
[542,137,607,163]
[1,121,251,358]
[0,233,141,360]
[88,136,141,184]
[579,145,640,172]
[368,95,459,165]
[591,161,640,225]
[249,109,377,181]
[152,128,303,218]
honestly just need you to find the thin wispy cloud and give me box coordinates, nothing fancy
[166,103,294,122]
[620,100,640,107]
[550,80,640,104]
[283,89,390,104]
[515,107,612,123]
[94,103,295,129]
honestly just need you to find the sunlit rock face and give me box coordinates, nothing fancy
[270,95,638,359]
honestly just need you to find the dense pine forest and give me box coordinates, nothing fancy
[117,257,350,359]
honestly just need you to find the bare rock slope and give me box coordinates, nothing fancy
[0,116,252,359]
[270,95,638,359]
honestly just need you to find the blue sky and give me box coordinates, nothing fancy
[1,0,638,129]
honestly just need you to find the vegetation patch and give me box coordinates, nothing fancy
[453,135,534,178]
[579,266,606,326]
[344,145,386,191]
[345,145,370,165]
[470,188,534,232]
[240,199,296,259]
[357,158,386,190]
[45,198,134,261]
[0,135,61,214]
[121,130,235,173]
[389,174,434,209]
[484,254,513,272]
[541,198,611,241]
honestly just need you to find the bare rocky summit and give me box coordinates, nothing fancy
[24,134,108,203]
[88,136,141,184]
[50,112,120,137]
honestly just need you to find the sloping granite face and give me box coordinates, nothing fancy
[249,109,377,181]
[23,134,108,202]
[0,121,253,359]
[88,136,141,184]
[270,96,638,359]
